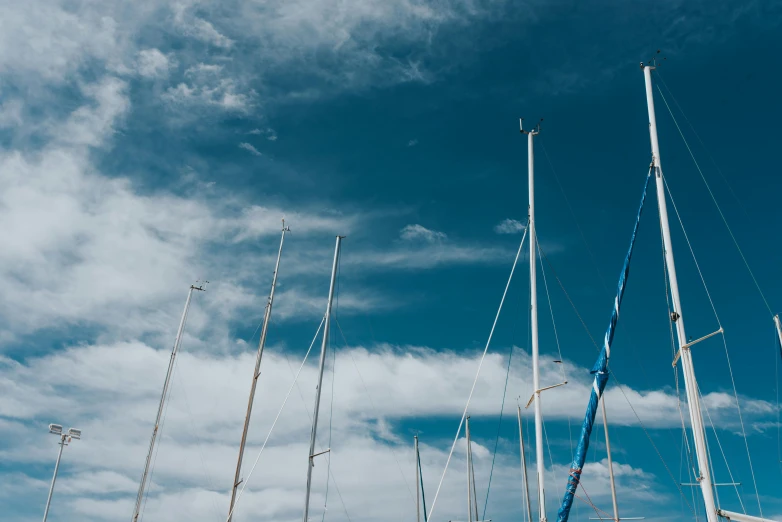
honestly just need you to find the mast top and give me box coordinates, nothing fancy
[282,218,291,232]
[641,49,666,69]
[520,118,542,135]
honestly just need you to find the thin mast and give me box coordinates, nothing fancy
[228,222,289,522]
[600,398,619,522]
[518,406,533,522]
[642,63,717,522]
[302,236,343,522]
[522,120,546,522]
[466,416,474,522]
[774,315,782,349]
[132,284,203,522]
[416,435,421,522]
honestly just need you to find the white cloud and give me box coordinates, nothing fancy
[249,127,278,141]
[239,142,262,156]
[174,4,233,49]
[494,218,526,234]
[407,139,418,147]
[137,48,172,77]
[2,341,770,521]
[164,64,253,112]
[400,224,447,243]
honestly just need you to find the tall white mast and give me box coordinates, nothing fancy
[518,406,533,522]
[303,236,343,522]
[132,284,203,522]
[774,315,782,348]
[642,63,718,522]
[228,222,290,522]
[521,119,546,522]
[600,398,619,522]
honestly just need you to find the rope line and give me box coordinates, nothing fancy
[279,328,353,522]
[139,298,193,522]
[663,174,763,517]
[654,71,753,222]
[334,318,416,504]
[172,368,222,520]
[481,343,515,520]
[655,82,773,317]
[536,243,696,516]
[426,222,529,521]
[225,316,325,522]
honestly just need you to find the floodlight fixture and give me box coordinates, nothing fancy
[67,428,81,440]
[48,424,63,435]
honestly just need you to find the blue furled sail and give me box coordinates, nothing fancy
[556,170,652,522]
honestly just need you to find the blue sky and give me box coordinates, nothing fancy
[1,1,781,521]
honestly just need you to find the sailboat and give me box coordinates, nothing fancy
[554,58,778,522]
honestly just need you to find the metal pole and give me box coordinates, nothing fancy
[302,236,343,522]
[601,398,619,522]
[228,223,289,522]
[718,509,779,522]
[518,406,533,522]
[132,284,202,522]
[42,435,65,522]
[642,64,717,522]
[470,431,478,522]
[527,126,547,522]
[774,315,782,349]
[466,416,474,522]
[416,435,421,522]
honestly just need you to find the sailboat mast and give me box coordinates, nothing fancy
[642,64,718,522]
[774,315,782,348]
[466,416,474,522]
[518,406,533,522]
[600,398,619,522]
[415,435,421,522]
[302,236,343,522]
[228,222,289,522]
[132,284,203,522]
[524,121,547,522]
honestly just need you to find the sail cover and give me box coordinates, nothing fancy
[556,170,652,522]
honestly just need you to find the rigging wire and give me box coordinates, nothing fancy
[172,368,223,520]
[278,329,353,522]
[537,237,568,384]
[659,205,701,522]
[333,318,416,504]
[539,138,611,294]
[662,173,763,517]
[139,298,194,522]
[698,384,746,513]
[225,315,326,522]
[483,247,528,520]
[777,326,782,476]
[481,343,514,520]
[654,82,773,317]
[544,416,606,520]
[536,242,696,516]
[653,71,753,222]
[321,273,339,522]
[535,234,578,514]
[426,222,529,521]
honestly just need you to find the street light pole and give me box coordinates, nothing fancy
[42,424,81,522]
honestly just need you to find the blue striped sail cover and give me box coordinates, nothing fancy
[556,171,652,522]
